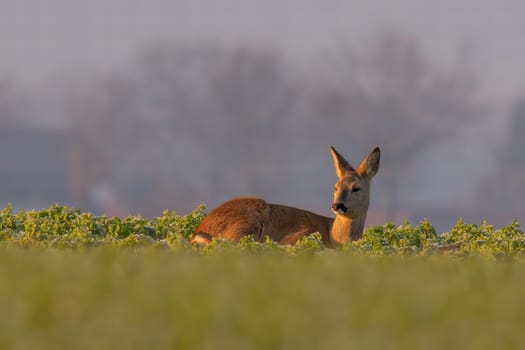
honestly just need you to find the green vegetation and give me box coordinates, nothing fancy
[1,203,525,259]
[1,204,525,349]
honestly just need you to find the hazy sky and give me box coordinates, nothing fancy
[1,0,524,102]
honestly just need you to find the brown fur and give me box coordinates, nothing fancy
[193,197,333,245]
[191,147,380,248]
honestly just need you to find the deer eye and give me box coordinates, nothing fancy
[352,187,361,193]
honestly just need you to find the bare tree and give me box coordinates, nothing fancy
[70,38,485,219]
[195,47,300,198]
[313,35,484,218]
[137,45,302,201]
[67,45,301,215]
[480,98,525,210]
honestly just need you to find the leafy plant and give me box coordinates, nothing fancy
[0,203,524,259]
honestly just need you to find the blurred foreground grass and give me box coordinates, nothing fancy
[1,250,524,350]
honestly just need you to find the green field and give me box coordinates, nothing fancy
[1,204,525,349]
[1,251,525,349]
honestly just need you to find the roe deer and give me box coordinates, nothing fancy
[191,146,380,248]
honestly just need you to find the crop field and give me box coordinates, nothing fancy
[1,204,525,349]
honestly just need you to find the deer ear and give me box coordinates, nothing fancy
[330,146,355,178]
[356,147,380,178]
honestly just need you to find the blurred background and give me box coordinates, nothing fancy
[1,0,524,232]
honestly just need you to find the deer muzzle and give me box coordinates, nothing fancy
[332,202,348,214]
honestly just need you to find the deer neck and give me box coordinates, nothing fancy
[329,213,366,247]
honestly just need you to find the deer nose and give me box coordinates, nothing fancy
[332,202,348,213]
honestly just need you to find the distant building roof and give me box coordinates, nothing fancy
[0,125,72,209]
